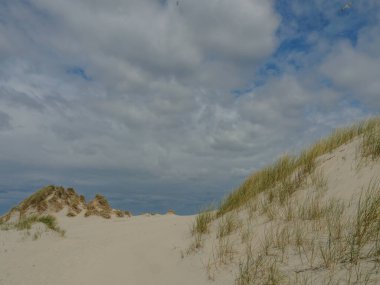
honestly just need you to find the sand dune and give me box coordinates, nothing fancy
[1,119,380,284]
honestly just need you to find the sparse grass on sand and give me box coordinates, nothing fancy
[187,208,215,252]
[217,212,241,239]
[1,215,65,238]
[361,119,380,161]
[234,181,380,285]
[218,117,380,216]
[187,117,380,284]
[192,208,215,236]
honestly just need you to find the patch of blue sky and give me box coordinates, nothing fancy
[275,0,375,46]
[66,67,92,81]
[234,0,376,100]
[333,17,369,45]
[231,87,253,98]
[319,78,334,89]
[276,38,312,55]
[255,62,282,81]
[346,98,367,111]
[262,1,375,72]
[230,79,266,98]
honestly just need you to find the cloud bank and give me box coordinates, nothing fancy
[0,0,379,214]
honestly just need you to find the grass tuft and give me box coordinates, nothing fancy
[361,120,380,161]
[11,214,65,237]
[347,180,380,263]
[192,209,215,236]
[188,208,215,253]
[217,212,241,239]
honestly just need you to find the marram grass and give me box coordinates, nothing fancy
[217,117,380,216]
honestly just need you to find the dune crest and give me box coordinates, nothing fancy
[0,185,130,223]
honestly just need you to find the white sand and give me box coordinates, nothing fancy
[0,213,232,285]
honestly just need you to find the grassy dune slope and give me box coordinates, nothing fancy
[188,117,380,285]
[219,117,380,216]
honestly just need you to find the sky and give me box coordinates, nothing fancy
[0,0,379,215]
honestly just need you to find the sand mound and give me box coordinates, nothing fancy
[0,186,130,223]
[84,194,131,219]
[0,186,86,222]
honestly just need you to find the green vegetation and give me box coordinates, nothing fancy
[218,117,380,216]
[17,185,57,214]
[1,214,65,238]
[17,215,65,236]
[191,208,215,236]
[187,208,215,253]
[7,185,84,219]
[234,181,380,284]
[361,119,380,160]
[38,215,64,233]
[188,117,380,284]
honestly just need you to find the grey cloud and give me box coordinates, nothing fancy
[0,86,45,111]
[320,41,380,109]
[0,110,11,130]
[0,0,376,215]
[27,0,279,90]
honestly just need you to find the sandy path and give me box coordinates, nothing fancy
[0,214,227,285]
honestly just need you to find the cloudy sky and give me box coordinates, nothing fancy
[0,0,379,214]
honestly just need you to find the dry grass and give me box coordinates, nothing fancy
[218,117,380,216]
[346,180,380,264]
[236,244,284,285]
[217,212,241,239]
[187,117,380,283]
[361,119,380,161]
[216,237,236,265]
[188,208,215,253]
[218,154,299,216]
[310,168,328,194]
[234,180,380,284]
[191,208,215,236]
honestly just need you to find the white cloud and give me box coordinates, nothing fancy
[320,34,380,109]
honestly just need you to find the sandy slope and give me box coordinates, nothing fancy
[0,213,231,285]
